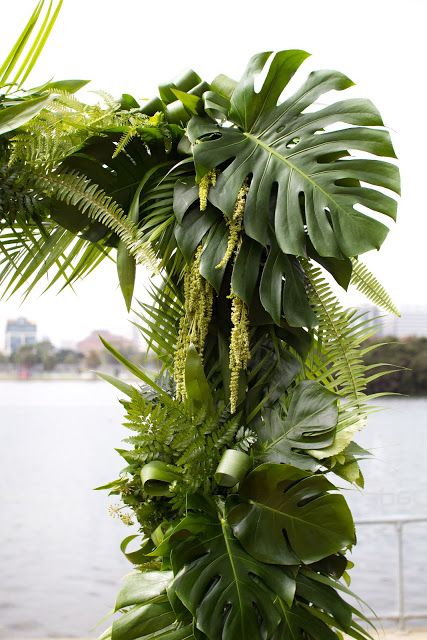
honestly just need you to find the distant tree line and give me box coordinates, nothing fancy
[0,340,82,371]
[0,340,157,375]
[2,337,425,393]
[364,336,427,396]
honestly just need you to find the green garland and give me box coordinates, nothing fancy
[89,51,399,640]
[0,12,401,639]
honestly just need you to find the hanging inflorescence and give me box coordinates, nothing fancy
[198,169,217,211]
[174,245,213,401]
[216,183,249,269]
[229,292,251,414]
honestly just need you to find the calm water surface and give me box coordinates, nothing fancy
[0,382,426,637]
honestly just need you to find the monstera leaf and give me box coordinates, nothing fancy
[171,514,296,640]
[257,381,338,469]
[227,464,355,565]
[187,50,400,259]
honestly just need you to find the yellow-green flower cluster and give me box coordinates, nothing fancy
[108,504,134,526]
[198,169,217,211]
[216,183,249,270]
[229,293,251,413]
[174,245,213,401]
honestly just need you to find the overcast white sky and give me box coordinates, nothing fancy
[1,0,426,346]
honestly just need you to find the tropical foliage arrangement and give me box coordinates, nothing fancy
[0,3,401,639]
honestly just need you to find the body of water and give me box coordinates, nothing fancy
[0,382,426,637]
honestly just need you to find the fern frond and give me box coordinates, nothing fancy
[93,90,121,111]
[303,259,386,433]
[34,169,159,271]
[350,258,400,316]
[46,88,89,113]
[112,129,135,158]
[115,382,244,516]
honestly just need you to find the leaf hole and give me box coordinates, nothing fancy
[270,182,278,225]
[298,191,307,226]
[323,207,333,227]
[285,136,301,148]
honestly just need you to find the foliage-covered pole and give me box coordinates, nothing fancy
[0,9,400,638]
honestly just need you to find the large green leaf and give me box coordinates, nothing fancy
[257,380,338,468]
[187,50,400,258]
[244,336,300,422]
[257,407,319,471]
[115,571,173,609]
[171,513,296,640]
[110,570,199,640]
[227,464,355,565]
[0,93,53,134]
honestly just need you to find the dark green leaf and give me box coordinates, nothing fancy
[175,206,219,263]
[172,514,296,640]
[273,601,340,640]
[199,221,228,293]
[296,573,352,630]
[282,256,317,327]
[231,236,263,306]
[202,91,229,122]
[173,177,199,223]
[259,244,286,325]
[307,240,352,290]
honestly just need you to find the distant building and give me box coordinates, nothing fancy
[76,330,134,355]
[358,305,427,338]
[5,317,37,355]
[380,306,427,338]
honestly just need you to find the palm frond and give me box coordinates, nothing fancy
[133,278,183,369]
[0,0,63,93]
[137,161,193,276]
[0,223,112,298]
[350,257,400,316]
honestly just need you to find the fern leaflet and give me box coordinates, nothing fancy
[350,258,400,316]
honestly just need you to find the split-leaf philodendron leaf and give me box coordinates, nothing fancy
[227,464,355,565]
[187,50,400,259]
[171,514,296,640]
[257,380,339,469]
